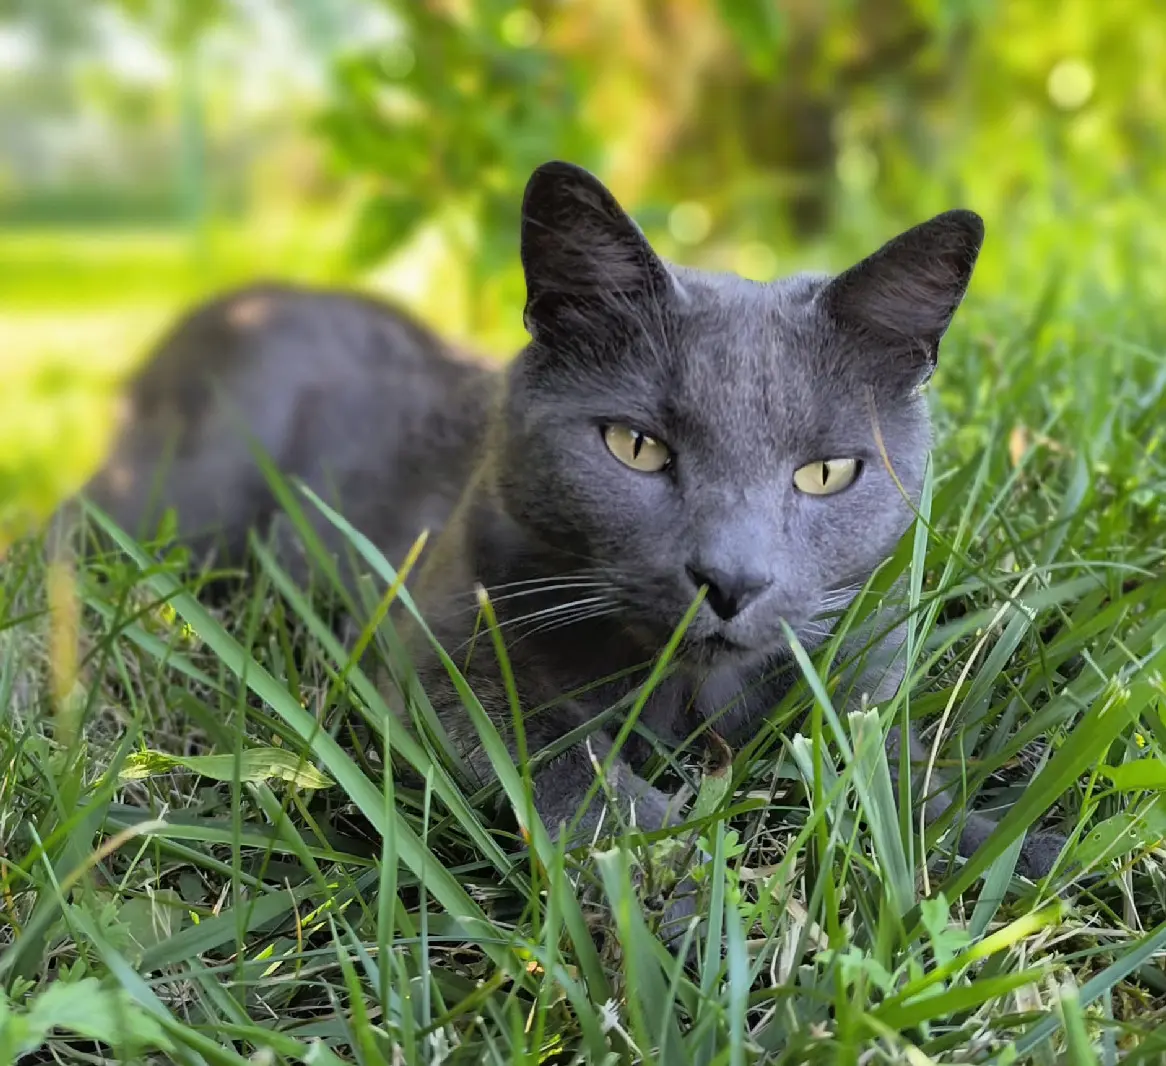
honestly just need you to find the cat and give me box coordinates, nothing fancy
[395,162,1066,901]
[74,161,1067,944]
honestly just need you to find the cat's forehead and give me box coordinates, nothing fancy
[671,265,825,361]
[671,264,825,313]
[661,268,844,413]
[621,264,914,467]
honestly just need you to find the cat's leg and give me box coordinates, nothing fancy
[885,724,1067,880]
[428,671,701,952]
[845,619,1067,881]
[532,740,681,839]
[525,735,702,952]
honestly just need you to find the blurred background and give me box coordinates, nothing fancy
[2,0,1163,550]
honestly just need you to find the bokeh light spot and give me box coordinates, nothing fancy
[668,201,712,245]
[380,41,415,78]
[501,10,542,48]
[836,144,879,192]
[0,26,37,74]
[1047,58,1094,111]
[736,242,778,281]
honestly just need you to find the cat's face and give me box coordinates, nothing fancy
[496,161,983,666]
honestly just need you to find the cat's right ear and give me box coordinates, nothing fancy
[520,161,670,341]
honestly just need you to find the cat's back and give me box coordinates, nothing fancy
[83,281,500,576]
[126,281,490,426]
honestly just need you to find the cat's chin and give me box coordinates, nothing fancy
[684,621,821,671]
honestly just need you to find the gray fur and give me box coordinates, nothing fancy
[76,282,496,589]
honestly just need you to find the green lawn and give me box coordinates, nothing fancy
[1,233,1165,1063]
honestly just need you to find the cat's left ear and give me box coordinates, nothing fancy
[520,161,672,342]
[819,209,984,379]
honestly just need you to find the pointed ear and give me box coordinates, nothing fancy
[520,160,671,340]
[819,209,984,376]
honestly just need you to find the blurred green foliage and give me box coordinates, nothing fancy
[1,0,1164,548]
[321,0,1166,302]
[323,1,597,273]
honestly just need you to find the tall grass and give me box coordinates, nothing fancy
[0,285,1164,1063]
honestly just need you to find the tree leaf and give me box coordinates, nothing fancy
[714,0,785,76]
[348,193,430,268]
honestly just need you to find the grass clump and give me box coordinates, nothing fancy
[1,287,1165,1064]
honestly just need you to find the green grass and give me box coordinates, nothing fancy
[1,277,1165,1064]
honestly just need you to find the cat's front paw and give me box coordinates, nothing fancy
[631,837,707,957]
[651,873,701,955]
[1017,830,1069,880]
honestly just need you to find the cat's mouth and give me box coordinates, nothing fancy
[686,631,769,667]
[700,633,749,654]
[686,622,805,666]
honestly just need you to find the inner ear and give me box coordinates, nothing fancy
[819,209,984,369]
[520,160,671,339]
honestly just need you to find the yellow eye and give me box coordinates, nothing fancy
[603,424,672,472]
[793,458,860,496]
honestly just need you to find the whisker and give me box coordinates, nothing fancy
[811,608,848,623]
[450,596,616,654]
[818,591,855,604]
[490,595,613,631]
[434,580,615,622]
[504,604,621,650]
[796,621,835,643]
[475,569,609,595]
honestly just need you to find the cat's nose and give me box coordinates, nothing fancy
[685,564,771,622]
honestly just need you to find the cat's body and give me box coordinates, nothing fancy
[82,282,497,588]
[75,163,1066,931]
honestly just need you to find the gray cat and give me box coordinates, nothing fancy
[400,162,1065,890]
[76,161,1066,937]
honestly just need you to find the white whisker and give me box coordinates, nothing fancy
[451,595,616,654]
[506,604,621,649]
[475,569,608,594]
[436,579,615,622]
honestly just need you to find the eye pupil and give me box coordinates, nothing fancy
[793,456,859,496]
[602,424,671,473]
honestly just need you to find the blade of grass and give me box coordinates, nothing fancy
[296,487,610,1002]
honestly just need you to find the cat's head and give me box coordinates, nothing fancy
[493,161,983,665]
